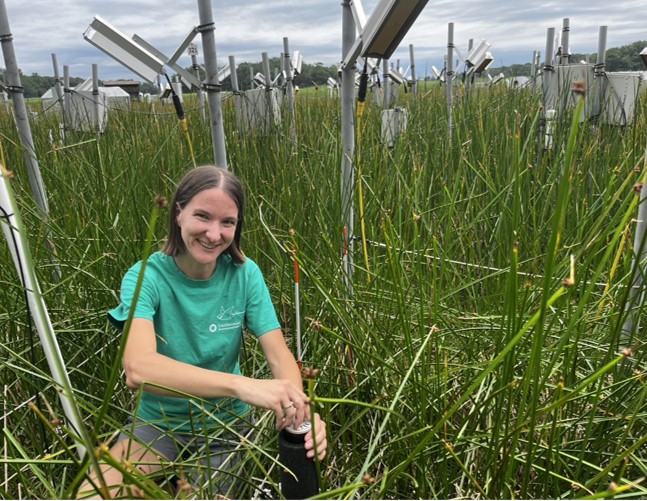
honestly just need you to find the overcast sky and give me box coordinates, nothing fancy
[3,0,647,81]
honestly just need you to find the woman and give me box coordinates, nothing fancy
[79,166,326,498]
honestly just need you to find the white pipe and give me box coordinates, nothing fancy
[0,171,86,458]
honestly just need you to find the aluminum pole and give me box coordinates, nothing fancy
[621,143,647,344]
[592,26,607,123]
[543,28,556,112]
[51,53,64,124]
[196,0,227,168]
[229,55,244,132]
[191,52,206,123]
[92,64,100,133]
[447,22,454,142]
[262,52,274,134]
[382,58,390,110]
[409,44,417,99]
[0,0,49,215]
[341,0,355,290]
[283,37,297,144]
[0,171,86,459]
[63,65,72,131]
[560,18,570,65]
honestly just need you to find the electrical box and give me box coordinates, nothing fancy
[600,72,644,126]
[381,107,408,147]
[241,88,281,134]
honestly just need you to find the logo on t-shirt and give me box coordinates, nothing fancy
[210,305,245,333]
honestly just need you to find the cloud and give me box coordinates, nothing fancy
[2,0,646,80]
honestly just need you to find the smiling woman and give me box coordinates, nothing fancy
[173,183,240,279]
[77,165,327,499]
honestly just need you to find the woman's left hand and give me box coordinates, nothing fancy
[304,413,327,461]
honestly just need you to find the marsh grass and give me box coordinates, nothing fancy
[1,84,647,499]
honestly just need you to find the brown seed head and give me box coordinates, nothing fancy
[362,474,376,485]
[571,80,586,96]
[155,195,168,208]
[634,183,644,193]
[622,347,633,358]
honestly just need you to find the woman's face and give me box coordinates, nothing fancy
[174,187,239,279]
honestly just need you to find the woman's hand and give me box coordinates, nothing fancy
[304,413,327,461]
[234,377,310,430]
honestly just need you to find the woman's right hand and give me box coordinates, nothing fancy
[234,377,310,429]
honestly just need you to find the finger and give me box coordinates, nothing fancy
[306,438,327,460]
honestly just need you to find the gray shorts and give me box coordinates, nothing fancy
[117,418,253,497]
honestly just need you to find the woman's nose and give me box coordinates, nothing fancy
[205,223,221,240]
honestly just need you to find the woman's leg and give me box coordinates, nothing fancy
[77,421,181,499]
[76,438,167,499]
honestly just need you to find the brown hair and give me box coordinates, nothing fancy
[162,165,246,263]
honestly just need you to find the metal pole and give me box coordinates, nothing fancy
[283,37,297,144]
[229,55,244,133]
[560,18,570,65]
[621,143,647,344]
[341,0,355,290]
[447,22,454,142]
[409,44,417,99]
[593,25,607,124]
[543,27,556,112]
[63,65,72,130]
[530,50,537,91]
[262,52,274,134]
[382,58,390,110]
[191,52,206,123]
[465,38,473,98]
[196,0,227,168]
[0,171,86,458]
[51,53,65,125]
[0,0,49,215]
[92,64,100,133]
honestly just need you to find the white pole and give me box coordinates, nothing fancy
[341,0,355,292]
[0,170,86,459]
[196,0,228,168]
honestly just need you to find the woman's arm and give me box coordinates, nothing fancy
[258,329,327,460]
[122,318,309,428]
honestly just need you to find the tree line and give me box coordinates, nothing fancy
[488,40,647,77]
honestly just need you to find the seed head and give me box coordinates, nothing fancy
[634,183,644,194]
[571,80,586,96]
[155,195,168,208]
[362,474,376,485]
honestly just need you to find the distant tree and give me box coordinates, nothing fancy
[488,40,647,77]
[177,58,337,92]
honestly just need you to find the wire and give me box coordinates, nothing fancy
[356,61,371,279]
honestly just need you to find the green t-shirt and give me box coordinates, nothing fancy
[108,251,281,432]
